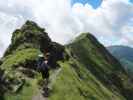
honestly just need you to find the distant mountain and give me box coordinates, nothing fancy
[107,46,133,76]
[107,46,133,62]
[0,21,133,100]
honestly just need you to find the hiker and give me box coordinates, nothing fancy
[37,52,50,85]
[37,52,50,97]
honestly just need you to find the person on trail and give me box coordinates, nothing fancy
[37,52,50,85]
[37,52,51,97]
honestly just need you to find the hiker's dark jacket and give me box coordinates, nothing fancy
[37,58,49,78]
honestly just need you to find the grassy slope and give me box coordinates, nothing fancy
[1,31,132,100]
[0,21,49,100]
[1,48,41,100]
[5,78,39,100]
[49,61,124,100]
[49,33,127,100]
[0,20,64,100]
[107,46,133,74]
[120,59,133,75]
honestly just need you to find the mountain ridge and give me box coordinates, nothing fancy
[0,21,133,100]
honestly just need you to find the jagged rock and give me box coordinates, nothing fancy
[0,60,2,65]
[17,67,36,78]
[4,20,51,56]
[0,69,10,96]
[10,78,25,93]
[0,20,65,98]
[2,20,64,71]
[0,69,5,82]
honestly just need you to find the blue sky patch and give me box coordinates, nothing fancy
[130,0,133,3]
[71,0,102,9]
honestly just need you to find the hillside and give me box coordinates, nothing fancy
[0,21,133,100]
[0,21,64,100]
[47,33,133,100]
[107,46,133,76]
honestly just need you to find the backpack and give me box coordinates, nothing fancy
[37,57,44,72]
[40,61,49,72]
[37,57,49,72]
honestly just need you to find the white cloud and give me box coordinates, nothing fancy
[0,0,133,57]
[72,0,133,47]
[0,12,24,57]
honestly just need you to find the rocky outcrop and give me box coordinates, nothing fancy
[0,20,64,97]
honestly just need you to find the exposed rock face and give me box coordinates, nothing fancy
[3,20,64,69]
[0,21,64,97]
[4,21,51,56]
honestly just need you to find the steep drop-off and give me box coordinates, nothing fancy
[50,33,133,100]
[108,46,133,76]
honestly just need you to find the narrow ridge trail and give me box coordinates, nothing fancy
[32,68,61,100]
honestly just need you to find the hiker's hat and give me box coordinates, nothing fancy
[38,54,43,57]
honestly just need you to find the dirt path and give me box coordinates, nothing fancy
[48,68,61,88]
[32,68,61,100]
[32,89,48,100]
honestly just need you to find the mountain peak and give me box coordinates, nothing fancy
[75,33,91,40]
[4,20,51,56]
[21,20,45,32]
[74,32,98,45]
[25,20,37,26]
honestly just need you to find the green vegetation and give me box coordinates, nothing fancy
[1,48,39,70]
[4,78,39,100]
[0,48,40,100]
[108,46,133,76]
[49,33,133,100]
[0,21,133,100]
[4,20,50,56]
[0,20,64,100]
[0,21,48,100]
[120,59,133,76]
[50,61,124,100]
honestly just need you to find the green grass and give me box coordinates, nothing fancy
[120,59,133,75]
[5,78,39,100]
[1,29,132,100]
[49,33,131,100]
[49,60,125,100]
[0,48,41,100]
[1,48,39,71]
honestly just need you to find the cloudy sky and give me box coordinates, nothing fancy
[0,0,133,57]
